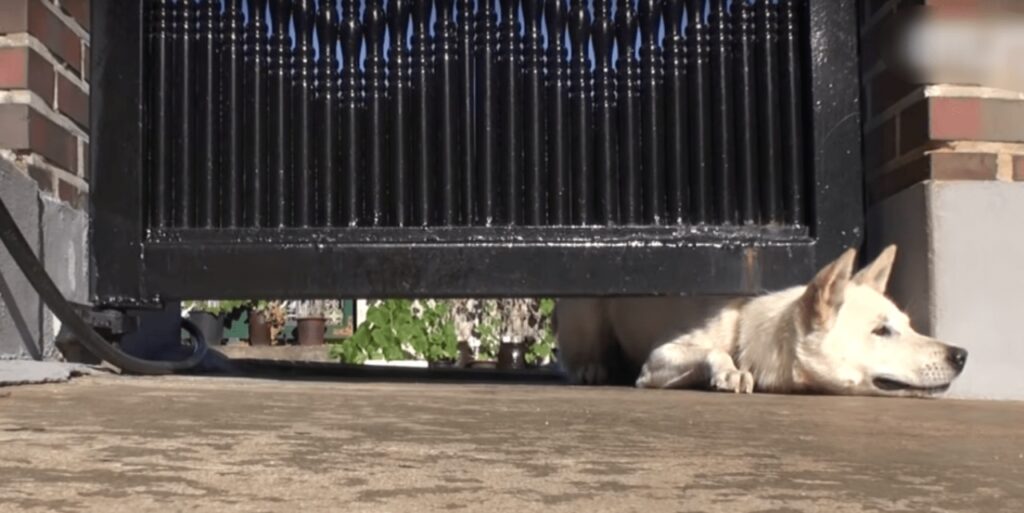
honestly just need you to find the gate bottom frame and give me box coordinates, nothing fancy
[90,225,852,304]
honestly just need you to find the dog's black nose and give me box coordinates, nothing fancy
[946,346,968,372]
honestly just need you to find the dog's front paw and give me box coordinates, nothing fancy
[711,370,755,394]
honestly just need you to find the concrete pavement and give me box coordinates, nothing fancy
[1,374,1022,512]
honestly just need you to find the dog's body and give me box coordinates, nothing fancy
[555,247,968,397]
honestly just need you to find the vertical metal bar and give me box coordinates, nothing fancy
[244,0,268,227]
[593,0,617,225]
[364,0,388,226]
[222,0,244,228]
[148,0,171,228]
[498,0,523,225]
[732,0,759,225]
[268,0,292,228]
[662,0,687,225]
[437,0,460,226]
[412,0,434,226]
[709,0,735,224]
[779,0,805,226]
[756,0,782,224]
[568,0,592,226]
[317,0,340,227]
[545,0,570,226]
[686,0,711,224]
[522,0,545,226]
[475,0,499,225]
[292,0,314,227]
[456,0,476,225]
[340,0,363,226]
[195,0,218,228]
[389,0,412,227]
[616,0,641,225]
[173,0,193,228]
[639,0,664,225]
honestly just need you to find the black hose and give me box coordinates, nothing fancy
[0,194,208,374]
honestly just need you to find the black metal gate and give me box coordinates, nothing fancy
[90,0,862,305]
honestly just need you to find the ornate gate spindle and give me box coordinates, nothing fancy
[710,0,735,224]
[173,0,194,228]
[268,0,293,228]
[756,0,782,224]
[222,0,244,228]
[593,0,618,225]
[412,0,435,226]
[243,0,268,227]
[364,0,388,226]
[498,0,523,225]
[436,0,461,226]
[521,0,546,226]
[545,0,570,226]
[616,0,641,225]
[292,0,315,227]
[340,0,363,226]
[148,0,172,228]
[568,0,592,225]
[686,0,712,224]
[732,0,759,224]
[639,0,664,225]
[779,0,805,226]
[662,0,688,225]
[475,0,499,225]
[196,0,219,228]
[317,0,340,227]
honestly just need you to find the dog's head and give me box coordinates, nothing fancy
[794,246,968,397]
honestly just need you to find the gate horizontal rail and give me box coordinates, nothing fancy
[91,0,862,304]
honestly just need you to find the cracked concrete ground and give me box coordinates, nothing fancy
[0,374,1022,512]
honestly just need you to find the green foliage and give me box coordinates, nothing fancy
[183,300,249,317]
[526,298,556,365]
[330,300,457,364]
[330,298,558,367]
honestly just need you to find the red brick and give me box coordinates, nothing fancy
[1014,156,1024,182]
[928,97,982,141]
[57,178,85,209]
[929,97,1024,143]
[0,46,55,104]
[59,0,89,32]
[929,152,998,180]
[0,0,83,74]
[56,74,87,129]
[0,104,77,171]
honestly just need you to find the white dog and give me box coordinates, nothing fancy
[554,246,968,397]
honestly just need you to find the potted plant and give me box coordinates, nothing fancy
[182,300,246,347]
[248,300,286,346]
[293,300,330,346]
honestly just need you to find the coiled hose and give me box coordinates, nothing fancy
[0,194,207,374]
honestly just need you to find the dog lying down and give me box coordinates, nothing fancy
[554,246,968,397]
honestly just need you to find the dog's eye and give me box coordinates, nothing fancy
[873,325,894,338]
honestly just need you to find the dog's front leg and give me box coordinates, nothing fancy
[637,340,754,394]
[635,339,711,390]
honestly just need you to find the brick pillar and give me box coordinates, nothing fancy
[861,0,1024,399]
[0,0,90,359]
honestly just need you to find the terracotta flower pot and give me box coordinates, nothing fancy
[248,310,273,346]
[296,317,327,346]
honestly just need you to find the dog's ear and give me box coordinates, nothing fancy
[802,249,857,328]
[852,245,897,293]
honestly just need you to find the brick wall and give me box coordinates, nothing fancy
[861,0,1024,205]
[0,0,89,210]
